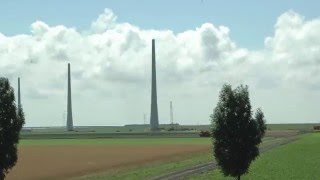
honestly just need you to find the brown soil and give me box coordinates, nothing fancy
[6,144,210,180]
[265,130,300,138]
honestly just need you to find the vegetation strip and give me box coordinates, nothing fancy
[151,136,298,180]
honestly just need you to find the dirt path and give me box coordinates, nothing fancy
[151,137,298,180]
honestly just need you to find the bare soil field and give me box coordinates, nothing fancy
[6,144,210,180]
[265,130,300,138]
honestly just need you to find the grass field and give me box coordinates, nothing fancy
[8,124,313,180]
[20,131,201,139]
[20,137,210,146]
[20,123,311,139]
[266,123,318,131]
[21,123,318,136]
[8,136,283,180]
[21,124,206,134]
[187,133,320,179]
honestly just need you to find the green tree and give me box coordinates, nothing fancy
[0,78,25,180]
[255,108,266,138]
[211,84,266,180]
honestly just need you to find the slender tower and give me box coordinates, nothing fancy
[67,63,74,131]
[17,77,21,110]
[150,39,159,131]
[170,101,173,126]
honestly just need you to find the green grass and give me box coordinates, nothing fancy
[25,123,318,133]
[267,123,318,131]
[20,131,202,139]
[188,133,320,180]
[20,136,275,146]
[20,137,211,146]
[20,123,317,140]
[22,124,207,134]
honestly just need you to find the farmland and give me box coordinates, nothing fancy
[8,136,286,180]
[5,124,307,180]
[20,123,315,139]
[7,137,211,180]
[187,133,320,179]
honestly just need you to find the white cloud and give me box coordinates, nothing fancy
[264,10,320,89]
[0,9,320,126]
[91,8,117,33]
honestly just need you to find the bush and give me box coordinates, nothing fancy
[314,126,320,130]
[199,130,211,137]
[167,127,175,131]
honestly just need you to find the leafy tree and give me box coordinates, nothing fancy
[255,108,266,138]
[0,78,25,180]
[211,84,266,180]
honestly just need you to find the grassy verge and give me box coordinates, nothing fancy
[187,133,320,179]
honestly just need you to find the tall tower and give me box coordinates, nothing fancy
[150,39,159,131]
[170,101,173,126]
[67,63,74,131]
[17,77,21,110]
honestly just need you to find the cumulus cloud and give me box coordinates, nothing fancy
[91,8,117,33]
[0,9,319,126]
[264,10,320,89]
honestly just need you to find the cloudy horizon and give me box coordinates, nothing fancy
[1,3,320,127]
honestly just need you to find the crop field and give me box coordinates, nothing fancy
[20,123,310,139]
[6,129,300,180]
[23,123,318,133]
[187,133,320,179]
[7,138,211,180]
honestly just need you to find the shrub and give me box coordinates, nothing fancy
[199,130,211,137]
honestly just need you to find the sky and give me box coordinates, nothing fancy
[0,1,320,127]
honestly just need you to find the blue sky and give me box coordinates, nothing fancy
[1,1,320,126]
[1,0,319,49]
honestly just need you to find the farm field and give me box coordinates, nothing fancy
[20,123,310,139]
[77,135,295,180]
[6,131,297,180]
[75,150,212,180]
[22,123,318,133]
[187,133,320,179]
[7,138,211,180]
[6,125,306,180]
